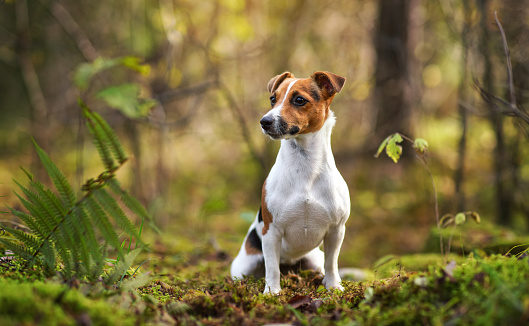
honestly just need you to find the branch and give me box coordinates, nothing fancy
[39,0,100,61]
[155,80,218,104]
[494,11,516,109]
[474,11,529,128]
[218,80,266,170]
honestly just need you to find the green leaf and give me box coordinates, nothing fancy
[96,83,155,119]
[74,57,120,90]
[374,135,392,158]
[466,211,481,224]
[440,214,455,228]
[413,138,429,155]
[119,56,151,76]
[386,134,403,163]
[105,247,142,285]
[455,212,466,226]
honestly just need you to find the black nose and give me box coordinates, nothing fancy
[260,116,274,130]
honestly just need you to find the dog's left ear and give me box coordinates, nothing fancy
[268,72,294,94]
[311,71,346,98]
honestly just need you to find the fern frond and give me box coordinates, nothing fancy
[94,188,142,245]
[60,206,90,274]
[13,182,74,271]
[104,247,141,285]
[0,237,34,261]
[30,180,67,214]
[87,108,128,164]
[41,240,56,275]
[82,105,116,170]
[85,196,123,259]
[8,208,46,240]
[107,179,149,220]
[1,226,40,251]
[32,140,76,206]
[73,205,102,264]
[13,189,56,234]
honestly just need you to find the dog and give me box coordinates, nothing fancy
[231,71,350,294]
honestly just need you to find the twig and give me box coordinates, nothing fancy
[218,80,266,170]
[416,154,444,261]
[493,11,516,109]
[155,80,218,104]
[39,0,100,61]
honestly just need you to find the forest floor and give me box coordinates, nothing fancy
[1,238,529,326]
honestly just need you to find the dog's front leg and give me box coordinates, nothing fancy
[262,228,282,294]
[322,224,345,291]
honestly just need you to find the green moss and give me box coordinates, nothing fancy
[0,278,135,326]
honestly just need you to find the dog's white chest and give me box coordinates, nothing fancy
[264,138,350,260]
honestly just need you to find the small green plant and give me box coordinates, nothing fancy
[0,104,149,281]
[440,211,481,255]
[375,133,446,260]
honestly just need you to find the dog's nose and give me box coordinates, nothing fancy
[260,116,274,130]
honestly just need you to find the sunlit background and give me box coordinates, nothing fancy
[1,0,528,269]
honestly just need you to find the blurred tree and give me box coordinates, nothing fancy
[373,0,412,148]
[15,0,49,179]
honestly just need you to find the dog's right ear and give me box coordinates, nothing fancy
[267,72,294,94]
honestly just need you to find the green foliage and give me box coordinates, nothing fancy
[375,133,430,163]
[0,104,149,281]
[96,84,157,119]
[440,211,481,228]
[74,56,155,119]
[74,56,150,91]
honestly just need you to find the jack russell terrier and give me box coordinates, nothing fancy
[231,71,350,294]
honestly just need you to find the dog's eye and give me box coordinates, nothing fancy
[270,95,276,107]
[293,96,307,106]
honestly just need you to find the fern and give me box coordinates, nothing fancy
[0,103,149,281]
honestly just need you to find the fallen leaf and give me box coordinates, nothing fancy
[287,295,312,309]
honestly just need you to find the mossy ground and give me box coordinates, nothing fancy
[2,244,528,326]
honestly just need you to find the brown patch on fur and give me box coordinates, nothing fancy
[261,180,273,235]
[280,79,331,134]
[245,241,262,255]
[245,228,262,255]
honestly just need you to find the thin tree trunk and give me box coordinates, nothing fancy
[373,0,411,148]
[16,0,49,179]
[454,0,471,212]
[478,0,512,226]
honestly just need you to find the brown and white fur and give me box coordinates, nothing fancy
[231,71,350,294]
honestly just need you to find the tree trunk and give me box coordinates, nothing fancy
[454,0,471,212]
[373,0,411,146]
[478,0,512,226]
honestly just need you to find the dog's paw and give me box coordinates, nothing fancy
[322,276,343,291]
[263,284,281,295]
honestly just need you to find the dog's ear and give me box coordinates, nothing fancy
[311,71,346,98]
[267,72,294,94]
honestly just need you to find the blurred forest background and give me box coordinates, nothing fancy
[1,0,529,269]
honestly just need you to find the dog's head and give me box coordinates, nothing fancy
[260,71,346,140]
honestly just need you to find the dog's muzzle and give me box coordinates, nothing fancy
[260,116,300,139]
